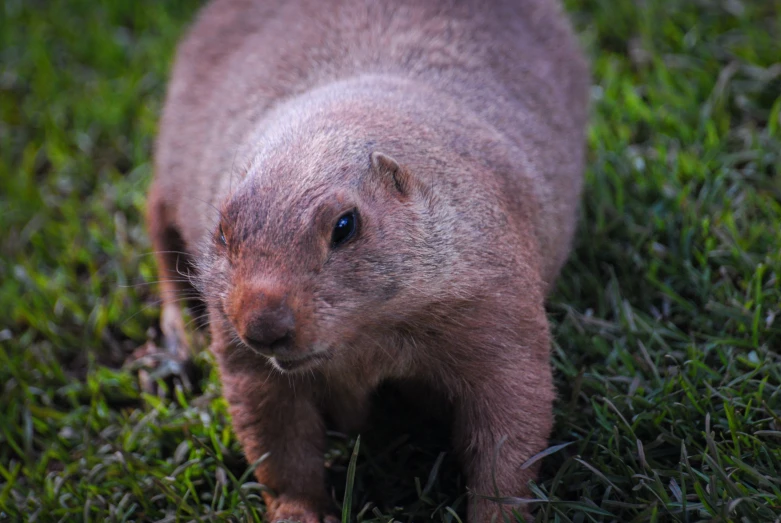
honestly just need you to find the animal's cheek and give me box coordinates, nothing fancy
[198,265,235,316]
[378,275,402,301]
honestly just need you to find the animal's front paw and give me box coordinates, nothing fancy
[268,499,338,523]
[124,339,197,396]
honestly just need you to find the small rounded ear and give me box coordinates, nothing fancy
[371,151,411,197]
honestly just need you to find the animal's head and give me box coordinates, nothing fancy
[196,107,451,373]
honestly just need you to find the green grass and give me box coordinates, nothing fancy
[1,0,780,521]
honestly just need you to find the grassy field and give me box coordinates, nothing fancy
[1,0,780,521]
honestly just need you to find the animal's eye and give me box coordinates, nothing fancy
[331,211,358,247]
[218,224,227,246]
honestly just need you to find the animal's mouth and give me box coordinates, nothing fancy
[270,352,328,372]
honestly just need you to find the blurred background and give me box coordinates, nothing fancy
[1,0,780,521]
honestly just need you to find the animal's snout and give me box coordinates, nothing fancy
[243,304,295,354]
[234,288,296,356]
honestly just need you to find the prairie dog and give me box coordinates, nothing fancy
[146,0,588,521]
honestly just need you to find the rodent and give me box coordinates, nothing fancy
[145,0,589,521]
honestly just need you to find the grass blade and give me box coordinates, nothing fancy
[342,435,361,523]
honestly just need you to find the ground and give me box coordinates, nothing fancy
[1,0,780,521]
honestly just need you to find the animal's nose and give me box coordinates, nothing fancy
[239,298,296,355]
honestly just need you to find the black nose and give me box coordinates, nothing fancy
[242,304,295,355]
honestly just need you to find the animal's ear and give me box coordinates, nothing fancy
[371,151,411,197]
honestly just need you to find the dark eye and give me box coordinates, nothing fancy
[331,211,358,247]
[218,224,227,246]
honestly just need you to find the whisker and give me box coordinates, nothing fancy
[119,295,207,327]
[117,279,197,289]
[128,250,194,260]
[185,312,213,330]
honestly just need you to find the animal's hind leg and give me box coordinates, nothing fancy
[130,182,197,392]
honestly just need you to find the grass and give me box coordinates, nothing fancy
[1,0,780,521]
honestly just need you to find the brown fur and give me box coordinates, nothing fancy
[146,0,589,521]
